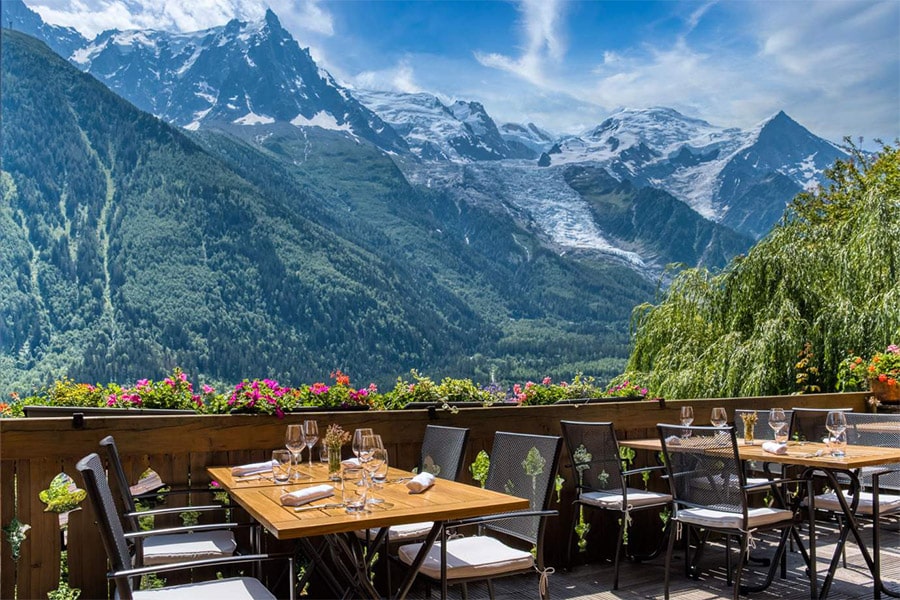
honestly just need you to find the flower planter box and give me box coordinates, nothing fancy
[869,379,900,403]
[23,405,196,417]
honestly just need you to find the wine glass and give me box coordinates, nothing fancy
[680,406,694,438]
[825,411,847,456]
[285,424,307,480]
[360,434,385,504]
[768,408,788,444]
[302,420,319,469]
[710,407,728,428]
[352,428,374,462]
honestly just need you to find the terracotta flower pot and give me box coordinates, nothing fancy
[869,378,900,403]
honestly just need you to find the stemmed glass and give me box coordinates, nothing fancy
[302,420,319,469]
[285,424,308,480]
[680,406,694,438]
[360,434,385,504]
[710,407,727,427]
[825,411,847,456]
[353,428,374,462]
[768,408,788,444]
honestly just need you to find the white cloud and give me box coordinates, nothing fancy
[26,0,333,39]
[474,0,566,86]
[351,59,423,94]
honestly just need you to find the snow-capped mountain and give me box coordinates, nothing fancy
[14,0,846,244]
[352,89,534,161]
[546,107,846,237]
[499,122,556,155]
[67,9,406,152]
[1,0,86,58]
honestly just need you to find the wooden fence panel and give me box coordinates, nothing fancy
[0,392,868,598]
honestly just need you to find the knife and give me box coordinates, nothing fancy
[294,502,345,512]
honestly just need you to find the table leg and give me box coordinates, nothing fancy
[393,522,443,600]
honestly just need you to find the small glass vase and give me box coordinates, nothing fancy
[327,445,342,481]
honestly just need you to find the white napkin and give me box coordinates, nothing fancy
[406,472,435,493]
[231,460,277,476]
[664,435,682,446]
[341,458,361,467]
[762,441,787,455]
[280,484,335,506]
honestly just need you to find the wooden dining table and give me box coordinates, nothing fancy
[620,436,900,599]
[208,461,530,599]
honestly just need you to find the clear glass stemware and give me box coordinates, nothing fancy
[285,424,307,480]
[710,407,727,428]
[825,411,847,456]
[302,420,319,469]
[768,408,788,444]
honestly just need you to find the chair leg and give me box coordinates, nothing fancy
[613,514,625,590]
[725,534,733,587]
[487,579,495,600]
[565,503,578,571]
[665,518,678,600]
[733,535,749,600]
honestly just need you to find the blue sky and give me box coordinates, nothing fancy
[26,0,900,147]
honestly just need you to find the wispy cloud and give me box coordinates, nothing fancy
[475,0,566,86]
[352,58,423,94]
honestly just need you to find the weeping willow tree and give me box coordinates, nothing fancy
[625,142,900,399]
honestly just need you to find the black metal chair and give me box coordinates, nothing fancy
[559,420,671,588]
[397,431,562,600]
[100,435,245,567]
[789,407,853,443]
[657,424,810,600]
[76,452,294,599]
[810,412,900,599]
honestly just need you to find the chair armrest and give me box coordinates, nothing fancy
[742,476,808,494]
[109,552,292,579]
[123,522,244,539]
[622,464,667,477]
[125,504,228,518]
[444,509,558,529]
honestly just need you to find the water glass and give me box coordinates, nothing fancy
[272,449,293,484]
[319,440,330,462]
[710,407,727,427]
[826,430,847,457]
[341,466,367,513]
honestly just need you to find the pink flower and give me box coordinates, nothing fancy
[368,383,378,393]
[107,394,117,406]
[164,378,175,388]
[135,379,150,391]
[525,381,534,389]
[887,344,900,354]
[178,372,188,382]
[310,383,330,395]
[513,384,522,395]
[560,382,568,388]
[542,377,552,385]
[202,384,215,394]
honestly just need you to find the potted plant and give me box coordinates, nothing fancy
[866,344,900,403]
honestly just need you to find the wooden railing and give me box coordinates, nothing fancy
[0,392,868,599]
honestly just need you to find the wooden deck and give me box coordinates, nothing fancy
[402,516,899,599]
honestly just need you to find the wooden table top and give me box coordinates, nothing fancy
[620,438,900,470]
[209,464,531,540]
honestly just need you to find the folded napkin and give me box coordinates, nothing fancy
[341,458,361,467]
[664,436,681,446]
[231,460,277,477]
[406,472,435,494]
[762,441,787,455]
[280,484,335,506]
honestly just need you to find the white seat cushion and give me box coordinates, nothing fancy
[355,521,436,542]
[131,577,275,599]
[142,530,237,565]
[812,491,900,516]
[677,506,793,530]
[397,535,533,580]
[581,488,672,509]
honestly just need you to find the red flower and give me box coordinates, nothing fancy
[878,374,888,382]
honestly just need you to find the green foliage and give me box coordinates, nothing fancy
[39,474,86,513]
[47,551,81,600]
[625,142,900,398]
[1,30,659,399]
[469,450,490,489]
[2,517,30,561]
